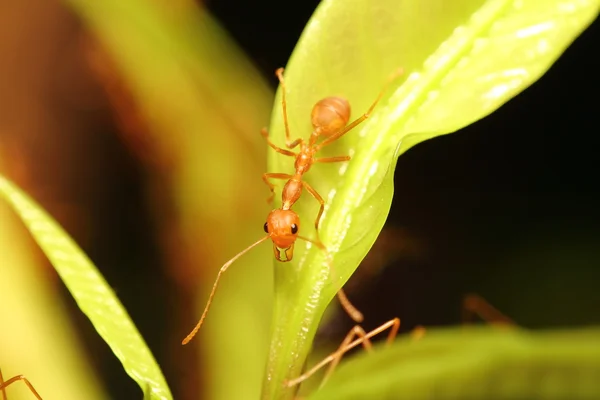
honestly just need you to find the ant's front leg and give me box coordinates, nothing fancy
[262,173,293,204]
[300,181,325,241]
[261,128,297,157]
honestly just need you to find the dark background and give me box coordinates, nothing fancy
[2,1,598,398]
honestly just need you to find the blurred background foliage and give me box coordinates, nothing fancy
[0,0,598,399]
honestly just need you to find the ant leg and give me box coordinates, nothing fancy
[275,68,303,149]
[300,181,325,240]
[411,325,427,340]
[336,289,364,323]
[0,370,43,400]
[285,318,400,388]
[462,294,515,326]
[261,128,297,157]
[322,318,401,387]
[262,173,293,204]
[317,68,404,150]
[313,155,351,163]
[0,369,5,400]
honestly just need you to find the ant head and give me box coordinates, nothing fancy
[264,209,300,250]
[311,96,350,136]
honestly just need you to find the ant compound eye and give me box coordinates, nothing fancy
[290,224,298,234]
[263,222,269,233]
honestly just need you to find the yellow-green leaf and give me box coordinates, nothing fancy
[309,326,600,399]
[0,175,172,399]
[263,0,599,398]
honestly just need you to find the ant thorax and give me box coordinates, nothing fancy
[294,145,315,174]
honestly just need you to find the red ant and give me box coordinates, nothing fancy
[182,67,402,345]
[285,294,515,389]
[0,369,42,400]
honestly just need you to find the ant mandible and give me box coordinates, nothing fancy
[182,67,403,345]
[0,369,43,400]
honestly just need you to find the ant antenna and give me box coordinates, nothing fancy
[182,235,270,345]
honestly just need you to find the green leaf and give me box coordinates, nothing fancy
[0,175,172,400]
[0,199,105,399]
[308,326,600,399]
[262,0,599,398]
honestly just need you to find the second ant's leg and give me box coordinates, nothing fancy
[0,369,5,400]
[462,294,515,326]
[336,289,364,323]
[411,325,427,340]
[300,181,325,240]
[0,373,43,400]
[261,128,297,157]
[262,173,293,204]
[275,68,302,149]
[317,68,404,150]
[321,325,373,388]
[285,318,400,388]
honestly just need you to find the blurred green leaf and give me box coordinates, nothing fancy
[309,326,600,399]
[0,200,105,400]
[263,0,599,398]
[0,175,172,400]
[61,1,274,399]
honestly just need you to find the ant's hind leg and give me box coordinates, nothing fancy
[261,128,297,157]
[262,173,293,204]
[462,294,515,326]
[313,155,351,163]
[317,68,404,150]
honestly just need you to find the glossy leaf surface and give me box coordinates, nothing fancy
[263,0,599,398]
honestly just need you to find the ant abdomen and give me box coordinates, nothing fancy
[311,96,351,136]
